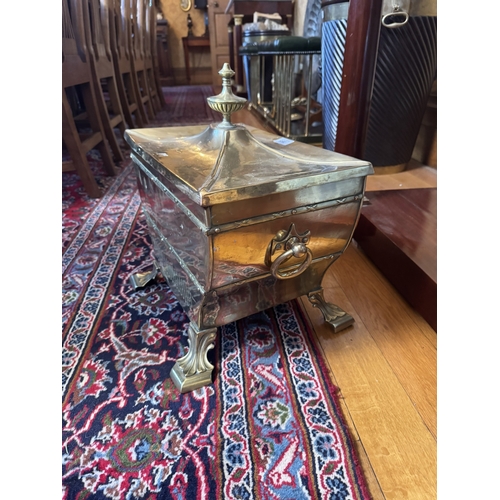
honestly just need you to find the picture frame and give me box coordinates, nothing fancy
[180,0,192,12]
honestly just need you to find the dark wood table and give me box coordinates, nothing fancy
[182,36,210,84]
[353,188,437,331]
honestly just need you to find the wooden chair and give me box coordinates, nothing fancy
[142,0,163,111]
[148,1,166,108]
[109,0,147,128]
[127,0,155,121]
[83,0,127,162]
[62,0,116,198]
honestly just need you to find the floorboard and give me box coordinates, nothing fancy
[300,243,437,499]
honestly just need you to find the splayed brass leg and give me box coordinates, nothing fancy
[129,262,160,290]
[307,288,354,333]
[170,323,217,393]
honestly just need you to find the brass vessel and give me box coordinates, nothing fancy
[125,64,374,393]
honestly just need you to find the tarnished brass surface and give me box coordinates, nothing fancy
[125,64,374,392]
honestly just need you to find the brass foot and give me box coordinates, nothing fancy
[307,288,354,333]
[170,323,217,393]
[129,262,160,290]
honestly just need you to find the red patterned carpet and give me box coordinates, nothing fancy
[62,86,371,500]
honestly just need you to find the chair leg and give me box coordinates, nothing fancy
[80,83,117,176]
[93,76,125,163]
[153,63,166,107]
[116,72,137,129]
[126,72,145,128]
[62,92,101,198]
[138,70,155,120]
[130,67,149,125]
[147,67,161,113]
[106,75,129,148]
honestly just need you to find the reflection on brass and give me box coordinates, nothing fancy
[144,211,205,294]
[265,224,313,280]
[307,288,354,333]
[170,323,217,393]
[201,290,220,328]
[129,262,160,290]
[124,122,372,207]
[132,155,206,232]
[207,194,361,235]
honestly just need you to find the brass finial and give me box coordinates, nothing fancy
[207,63,247,128]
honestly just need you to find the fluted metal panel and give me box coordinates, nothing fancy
[322,18,348,151]
[364,17,437,167]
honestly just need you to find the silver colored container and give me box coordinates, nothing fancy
[124,64,373,393]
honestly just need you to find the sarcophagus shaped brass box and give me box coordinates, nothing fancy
[124,65,373,393]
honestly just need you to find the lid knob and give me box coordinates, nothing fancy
[207,63,247,128]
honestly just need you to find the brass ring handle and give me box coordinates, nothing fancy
[270,242,313,280]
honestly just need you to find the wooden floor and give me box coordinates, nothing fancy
[235,106,438,499]
[301,166,437,500]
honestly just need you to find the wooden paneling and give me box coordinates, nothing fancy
[354,188,437,331]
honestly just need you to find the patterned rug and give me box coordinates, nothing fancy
[62,87,371,500]
[157,85,220,126]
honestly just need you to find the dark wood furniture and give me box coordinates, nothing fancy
[182,35,211,84]
[353,188,437,331]
[150,15,167,108]
[109,0,146,128]
[134,0,161,114]
[84,0,127,163]
[126,0,155,120]
[156,19,175,86]
[141,0,163,112]
[334,0,383,158]
[62,0,117,198]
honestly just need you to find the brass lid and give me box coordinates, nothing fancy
[124,64,373,207]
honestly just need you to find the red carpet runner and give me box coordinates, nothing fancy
[62,87,371,499]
